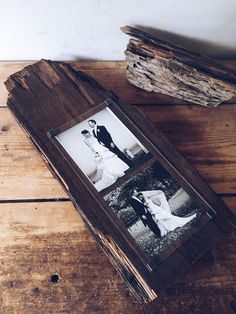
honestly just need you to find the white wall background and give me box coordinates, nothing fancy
[0,0,236,60]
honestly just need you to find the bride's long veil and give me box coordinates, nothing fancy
[140,190,171,212]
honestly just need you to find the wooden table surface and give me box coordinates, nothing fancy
[0,61,235,314]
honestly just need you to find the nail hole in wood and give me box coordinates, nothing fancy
[50,274,60,283]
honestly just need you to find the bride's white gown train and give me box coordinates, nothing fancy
[85,136,129,191]
[142,190,196,236]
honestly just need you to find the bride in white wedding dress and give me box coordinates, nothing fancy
[81,130,129,191]
[138,190,196,237]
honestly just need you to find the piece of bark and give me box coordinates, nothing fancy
[121,26,236,107]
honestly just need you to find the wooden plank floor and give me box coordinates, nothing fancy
[0,61,235,314]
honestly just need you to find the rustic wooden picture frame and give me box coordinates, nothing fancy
[5,60,235,303]
[47,96,217,270]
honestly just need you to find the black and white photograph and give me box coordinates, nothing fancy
[104,161,210,262]
[55,107,151,192]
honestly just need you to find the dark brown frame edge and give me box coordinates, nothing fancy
[47,100,155,268]
[48,97,216,269]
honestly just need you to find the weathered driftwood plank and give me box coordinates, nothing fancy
[121,26,236,107]
[4,59,235,303]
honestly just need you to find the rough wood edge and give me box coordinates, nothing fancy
[121,26,236,84]
[5,96,157,304]
[124,40,236,107]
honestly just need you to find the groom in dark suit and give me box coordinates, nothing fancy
[88,119,134,168]
[129,190,161,238]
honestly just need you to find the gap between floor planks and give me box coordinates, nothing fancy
[0,197,234,213]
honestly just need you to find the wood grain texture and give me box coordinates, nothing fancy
[0,200,235,314]
[137,104,236,194]
[1,61,236,108]
[0,107,66,200]
[0,61,235,313]
[122,26,236,107]
[0,202,142,313]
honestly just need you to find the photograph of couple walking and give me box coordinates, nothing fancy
[55,107,151,192]
[104,161,207,261]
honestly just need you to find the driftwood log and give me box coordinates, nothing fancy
[121,26,236,107]
[4,60,235,304]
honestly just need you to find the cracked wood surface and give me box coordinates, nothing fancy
[121,26,236,107]
[0,61,235,313]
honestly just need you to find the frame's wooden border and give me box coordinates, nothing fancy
[48,98,216,270]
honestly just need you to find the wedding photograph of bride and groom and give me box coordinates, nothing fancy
[55,107,151,192]
[55,105,210,261]
[104,161,208,261]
